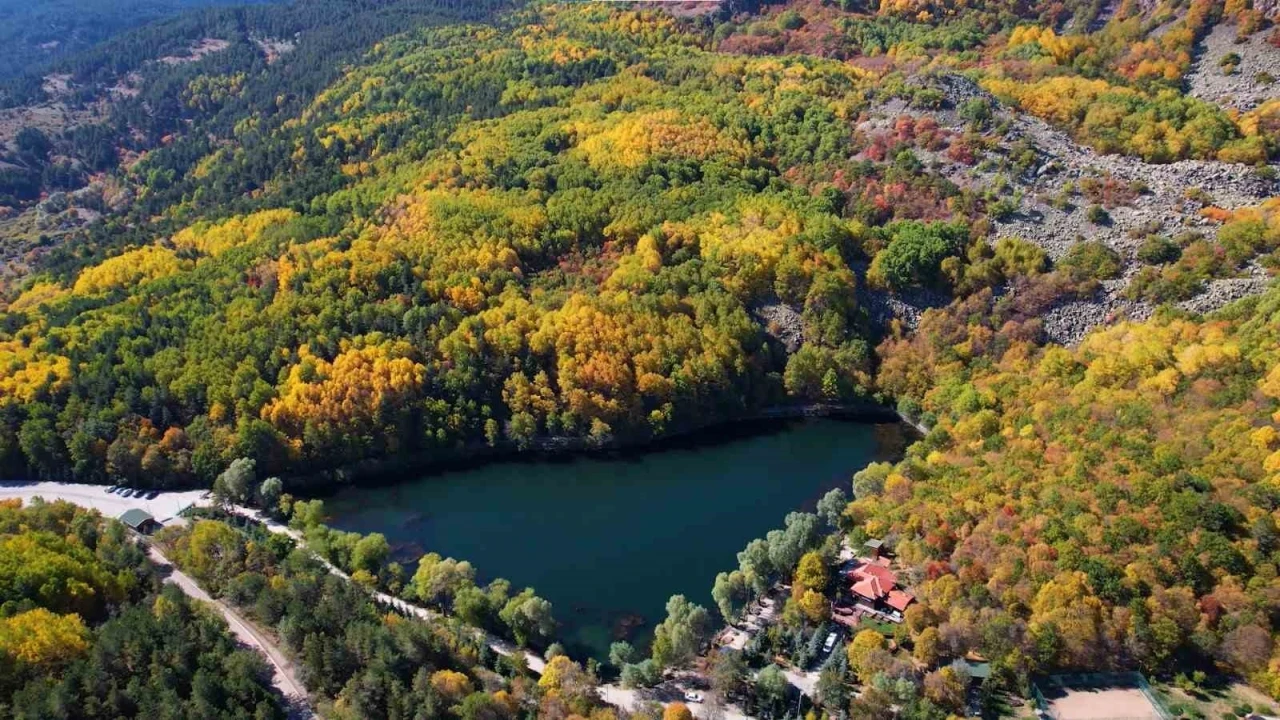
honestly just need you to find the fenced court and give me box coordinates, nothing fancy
[1032,672,1172,720]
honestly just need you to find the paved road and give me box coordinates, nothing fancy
[0,483,549,676]
[147,545,315,718]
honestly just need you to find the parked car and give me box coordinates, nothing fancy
[684,691,703,703]
[105,485,118,494]
[145,490,160,500]
[822,632,838,654]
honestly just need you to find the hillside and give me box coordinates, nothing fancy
[0,0,1279,713]
[0,0,507,285]
[0,0,1276,487]
[0,0,283,82]
[0,499,289,718]
[849,279,1280,696]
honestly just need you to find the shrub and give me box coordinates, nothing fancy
[1185,187,1212,206]
[959,98,992,128]
[1137,235,1181,264]
[1085,204,1110,225]
[988,197,1018,221]
[1217,218,1273,265]
[1058,240,1122,282]
[1123,264,1205,303]
[867,220,969,290]
[912,87,946,110]
[777,9,806,30]
[620,659,661,688]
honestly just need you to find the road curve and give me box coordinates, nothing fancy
[147,545,317,719]
[2,482,768,719]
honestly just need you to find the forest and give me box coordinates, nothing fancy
[690,276,1280,716]
[156,510,597,720]
[1,0,1280,714]
[0,495,621,720]
[860,279,1280,693]
[0,0,283,82]
[0,0,1134,487]
[0,499,285,718]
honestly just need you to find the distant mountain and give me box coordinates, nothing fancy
[0,0,280,81]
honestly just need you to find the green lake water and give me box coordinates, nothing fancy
[325,418,908,659]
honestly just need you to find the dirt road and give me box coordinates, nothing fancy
[0,483,315,718]
[146,545,317,719]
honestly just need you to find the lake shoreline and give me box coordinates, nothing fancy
[296,401,925,496]
[321,415,907,661]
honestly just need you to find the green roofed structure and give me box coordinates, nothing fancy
[118,508,161,535]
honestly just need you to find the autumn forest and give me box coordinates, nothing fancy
[1,0,1280,716]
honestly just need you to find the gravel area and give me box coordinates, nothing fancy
[754,302,805,352]
[982,86,1276,344]
[0,480,206,523]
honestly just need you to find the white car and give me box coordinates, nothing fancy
[684,691,703,703]
[822,632,838,653]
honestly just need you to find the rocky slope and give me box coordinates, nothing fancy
[855,65,1278,345]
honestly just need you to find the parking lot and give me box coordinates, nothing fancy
[0,480,208,524]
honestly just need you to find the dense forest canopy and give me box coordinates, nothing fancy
[1,0,1280,713]
[19,0,1274,487]
[1,3,905,486]
[0,499,286,718]
[0,497,608,720]
[860,278,1280,692]
[7,0,1276,490]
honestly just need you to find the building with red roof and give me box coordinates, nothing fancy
[886,590,914,613]
[848,559,914,620]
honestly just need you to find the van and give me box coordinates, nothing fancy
[822,632,837,654]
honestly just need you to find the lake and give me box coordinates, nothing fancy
[325,417,909,659]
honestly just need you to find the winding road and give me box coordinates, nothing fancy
[221,505,551,675]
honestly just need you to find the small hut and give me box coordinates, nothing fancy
[119,508,161,535]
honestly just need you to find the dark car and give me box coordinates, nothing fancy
[105,485,118,494]
[145,490,160,500]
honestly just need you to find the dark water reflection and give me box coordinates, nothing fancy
[326,418,908,659]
